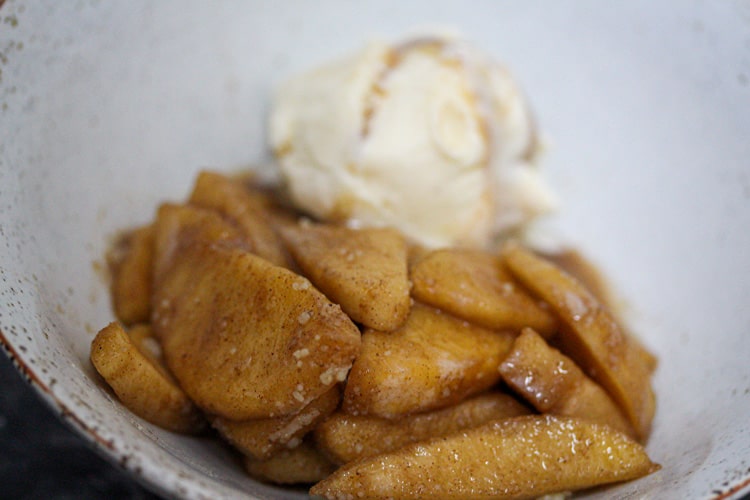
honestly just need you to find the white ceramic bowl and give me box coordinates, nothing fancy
[1,1,749,499]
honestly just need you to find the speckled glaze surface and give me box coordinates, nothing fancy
[1,1,749,499]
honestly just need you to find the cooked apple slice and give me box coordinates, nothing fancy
[315,391,529,464]
[279,222,411,331]
[244,440,337,485]
[108,224,154,325]
[541,249,617,308]
[310,415,659,499]
[502,243,655,440]
[499,328,634,437]
[151,204,361,420]
[212,386,340,460]
[151,203,251,279]
[342,303,515,418]
[188,170,291,267]
[543,248,658,373]
[90,322,205,434]
[410,248,557,335]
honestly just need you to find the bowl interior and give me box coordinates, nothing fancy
[1,1,750,499]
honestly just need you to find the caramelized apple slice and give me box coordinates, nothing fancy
[108,224,154,325]
[188,170,291,267]
[315,391,529,464]
[90,323,205,434]
[244,440,337,485]
[310,415,659,499]
[544,248,658,373]
[342,303,514,418]
[151,203,250,279]
[502,243,655,440]
[410,248,557,335]
[213,386,340,460]
[151,204,361,420]
[279,222,411,331]
[499,328,634,437]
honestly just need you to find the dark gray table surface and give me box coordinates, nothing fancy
[0,352,162,500]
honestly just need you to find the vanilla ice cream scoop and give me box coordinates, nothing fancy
[269,35,557,248]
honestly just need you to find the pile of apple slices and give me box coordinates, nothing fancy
[92,171,658,499]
